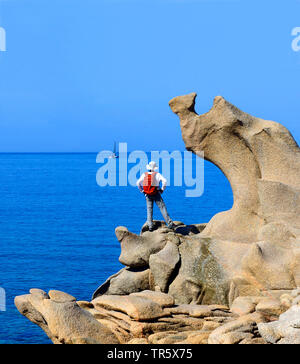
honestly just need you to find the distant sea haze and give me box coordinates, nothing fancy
[0,153,232,343]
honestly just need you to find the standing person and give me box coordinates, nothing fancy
[136,161,175,232]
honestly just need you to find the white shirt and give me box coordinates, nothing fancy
[137,172,167,192]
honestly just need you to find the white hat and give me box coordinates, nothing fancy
[146,161,158,171]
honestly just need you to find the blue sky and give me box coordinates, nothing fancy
[0,0,299,152]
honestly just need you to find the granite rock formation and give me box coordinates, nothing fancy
[14,289,119,344]
[15,94,300,344]
[17,286,300,345]
[169,93,300,244]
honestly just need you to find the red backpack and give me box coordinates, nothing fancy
[143,172,158,196]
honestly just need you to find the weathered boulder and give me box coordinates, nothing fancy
[168,237,247,305]
[255,298,285,318]
[280,294,294,309]
[208,313,265,344]
[130,290,175,308]
[231,296,285,318]
[48,290,76,303]
[149,242,180,293]
[240,240,300,291]
[116,226,180,268]
[14,290,119,344]
[258,305,300,344]
[93,267,150,299]
[29,288,49,299]
[92,295,166,321]
[168,304,231,318]
[230,296,262,316]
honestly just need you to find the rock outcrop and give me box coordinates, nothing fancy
[14,289,119,344]
[15,287,269,345]
[15,94,300,344]
[169,93,300,244]
[20,287,300,345]
[258,289,300,344]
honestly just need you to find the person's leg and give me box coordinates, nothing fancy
[146,195,154,230]
[154,194,174,228]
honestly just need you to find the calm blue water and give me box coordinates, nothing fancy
[0,153,233,344]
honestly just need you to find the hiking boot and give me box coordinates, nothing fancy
[168,222,176,230]
[149,227,154,232]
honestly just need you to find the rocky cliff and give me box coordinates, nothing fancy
[15,94,300,344]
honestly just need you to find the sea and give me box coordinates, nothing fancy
[0,153,233,344]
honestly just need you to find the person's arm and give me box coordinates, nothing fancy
[136,173,145,193]
[157,173,167,192]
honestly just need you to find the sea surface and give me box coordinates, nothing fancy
[0,153,233,344]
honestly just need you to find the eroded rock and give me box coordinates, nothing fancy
[93,267,150,299]
[255,298,285,318]
[15,95,300,344]
[169,93,300,243]
[130,290,175,308]
[116,226,172,268]
[208,313,264,344]
[149,242,180,293]
[230,296,262,316]
[92,295,166,321]
[258,305,300,344]
[14,290,119,344]
[168,304,230,318]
